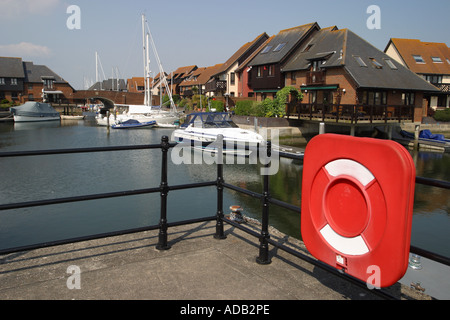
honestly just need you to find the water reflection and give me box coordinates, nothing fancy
[0,121,448,256]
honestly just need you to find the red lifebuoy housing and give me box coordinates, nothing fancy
[301,134,415,287]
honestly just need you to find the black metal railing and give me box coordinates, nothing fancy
[1,135,449,300]
[287,103,415,124]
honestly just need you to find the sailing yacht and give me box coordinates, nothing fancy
[115,14,182,128]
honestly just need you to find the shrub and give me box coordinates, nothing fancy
[433,108,450,122]
[234,100,254,116]
[210,99,224,112]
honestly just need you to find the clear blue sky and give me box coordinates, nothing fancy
[1,0,449,90]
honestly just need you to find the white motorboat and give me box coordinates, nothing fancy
[10,102,60,122]
[172,112,265,154]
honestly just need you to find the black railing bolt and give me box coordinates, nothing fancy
[157,135,171,251]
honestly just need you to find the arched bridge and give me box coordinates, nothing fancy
[72,90,147,108]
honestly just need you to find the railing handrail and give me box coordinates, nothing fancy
[287,102,415,124]
[0,137,449,300]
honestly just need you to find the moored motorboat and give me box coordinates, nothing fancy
[376,126,450,153]
[10,102,60,122]
[172,112,265,154]
[111,118,156,129]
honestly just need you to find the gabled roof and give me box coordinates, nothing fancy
[0,57,25,78]
[179,64,224,87]
[235,35,276,73]
[23,61,68,83]
[170,65,198,80]
[249,23,319,66]
[282,26,343,71]
[283,27,439,92]
[213,33,270,76]
[386,38,450,75]
[88,78,127,91]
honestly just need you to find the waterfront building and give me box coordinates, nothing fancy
[282,26,439,123]
[205,33,270,98]
[126,77,147,93]
[385,38,450,110]
[0,57,74,104]
[178,64,223,98]
[247,23,320,102]
[0,57,24,103]
[168,65,198,96]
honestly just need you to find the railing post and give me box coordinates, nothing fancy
[256,141,272,265]
[214,135,227,240]
[157,135,171,251]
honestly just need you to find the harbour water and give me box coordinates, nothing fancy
[0,118,449,258]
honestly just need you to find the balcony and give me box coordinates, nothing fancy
[205,79,227,93]
[306,71,326,85]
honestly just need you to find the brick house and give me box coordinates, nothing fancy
[205,33,270,98]
[179,64,223,98]
[0,57,75,104]
[235,35,275,99]
[385,38,450,109]
[127,77,146,93]
[247,23,320,101]
[282,26,439,123]
[0,57,25,103]
[168,65,198,96]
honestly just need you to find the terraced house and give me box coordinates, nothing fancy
[0,57,74,104]
[225,23,439,123]
[281,25,439,123]
[385,38,450,110]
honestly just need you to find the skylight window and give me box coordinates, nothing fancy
[370,58,383,69]
[413,55,425,63]
[384,59,397,70]
[273,43,286,52]
[431,57,443,63]
[447,58,450,64]
[261,46,272,54]
[354,56,367,67]
[303,44,314,52]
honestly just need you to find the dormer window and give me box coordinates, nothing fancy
[311,60,326,71]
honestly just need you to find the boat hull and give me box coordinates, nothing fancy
[111,120,157,129]
[13,115,60,122]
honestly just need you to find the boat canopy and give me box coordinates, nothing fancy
[10,102,59,117]
[182,112,238,129]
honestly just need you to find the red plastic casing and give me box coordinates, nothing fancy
[301,134,415,287]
